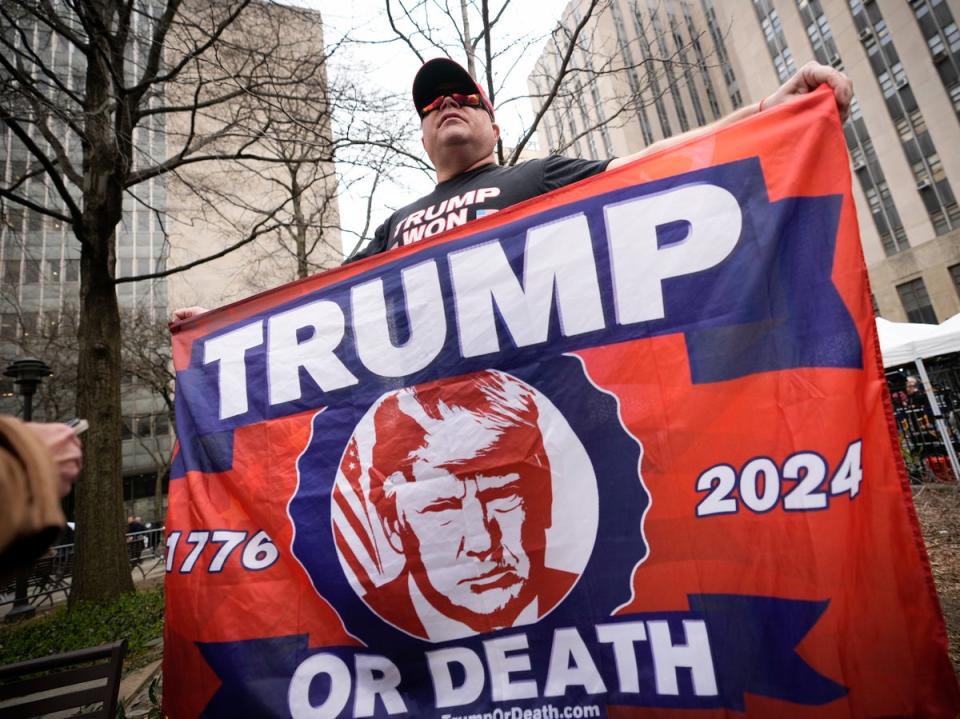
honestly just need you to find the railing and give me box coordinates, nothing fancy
[0,527,166,611]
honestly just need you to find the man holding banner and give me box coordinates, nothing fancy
[166,54,960,719]
[344,57,852,261]
[173,57,852,321]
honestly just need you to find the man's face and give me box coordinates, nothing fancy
[384,415,546,622]
[907,378,919,394]
[420,93,499,168]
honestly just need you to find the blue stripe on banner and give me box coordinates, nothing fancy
[197,595,845,718]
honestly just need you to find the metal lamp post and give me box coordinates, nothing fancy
[4,357,52,622]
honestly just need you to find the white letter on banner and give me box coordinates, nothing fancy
[483,634,539,701]
[267,300,357,406]
[426,646,485,708]
[352,261,446,377]
[605,184,741,325]
[288,653,351,719]
[353,654,407,716]
[647,620,718,696]
[449,214,604,358]
[596,621,648,693]
[203,321,264,420]
[544,627,606,696]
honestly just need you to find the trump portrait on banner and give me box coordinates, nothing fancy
[325,369,602,642]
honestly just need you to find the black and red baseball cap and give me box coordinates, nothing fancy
[412,58,495,119]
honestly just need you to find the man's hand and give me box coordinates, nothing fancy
[762,61,853,121]
[25,422,82,497]
[171,306,209,322]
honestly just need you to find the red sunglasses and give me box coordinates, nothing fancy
[421,92,484,116]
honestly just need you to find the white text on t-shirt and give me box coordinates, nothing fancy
[394,187,502,245]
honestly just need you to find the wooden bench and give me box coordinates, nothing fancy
[0,639,126,718]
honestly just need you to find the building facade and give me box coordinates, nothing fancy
[534,0,960,323]
[1,1,339,520]
[0,4,174,513]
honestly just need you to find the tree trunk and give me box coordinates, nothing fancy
[71,230,134,601]
[289,171,310,279]
[71,4,135,600]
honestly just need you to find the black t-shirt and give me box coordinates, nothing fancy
[347,155,611,262]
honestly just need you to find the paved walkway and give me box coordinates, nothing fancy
[119,656,163,715]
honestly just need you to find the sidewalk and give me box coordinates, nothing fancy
[119,655,163,715]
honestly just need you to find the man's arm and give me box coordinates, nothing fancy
[344,221,389,264]
[607,62,853,171]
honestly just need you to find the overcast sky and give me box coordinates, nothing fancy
[296,0,571,256]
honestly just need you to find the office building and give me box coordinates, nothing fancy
[0,1,339,519]
[534,0,960,322]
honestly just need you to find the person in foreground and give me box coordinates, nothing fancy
[171,58,852,322]
[0,417,82,577]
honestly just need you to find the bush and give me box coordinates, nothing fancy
[0,586,164,669]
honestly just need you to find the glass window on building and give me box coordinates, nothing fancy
[3,259,20,285]
[897,278,938,323]
[4,207,24,232]
[908,109,926,137]
[946,21,960,52]
[929,31,946,55]
[0,313,18,340]
[24,259,41,284]
[874,19,891,45]
[895,116,914,143]
[849,96,863,120]
[136,416,152,438]
[950,263,960,300]
[121,417,133,441]
[46,258,60,281]
[878,69,896,97]
[21,312,39,337]
[64,258,80,282]
[865,185,883,215]
[928,153,947,183]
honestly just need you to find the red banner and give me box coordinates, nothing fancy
[166,88,959,718]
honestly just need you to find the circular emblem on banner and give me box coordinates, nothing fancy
[328,369,599,642]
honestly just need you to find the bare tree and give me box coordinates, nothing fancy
[0,0,388,600]
[119,306,175,522]
[207,64,423,288]
[0,294,177,526]
[381,0,710,165]
[0,295,81,424]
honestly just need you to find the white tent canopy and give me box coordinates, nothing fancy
[876,312,960,482]
[877,312,960,368]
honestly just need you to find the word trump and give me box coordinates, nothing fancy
[202,183,741,421]
[287,620,717,718]
[394,187,502,245]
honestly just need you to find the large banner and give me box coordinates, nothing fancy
[166,89,959,718]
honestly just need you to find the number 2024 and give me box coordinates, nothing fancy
[696,440,862,517]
